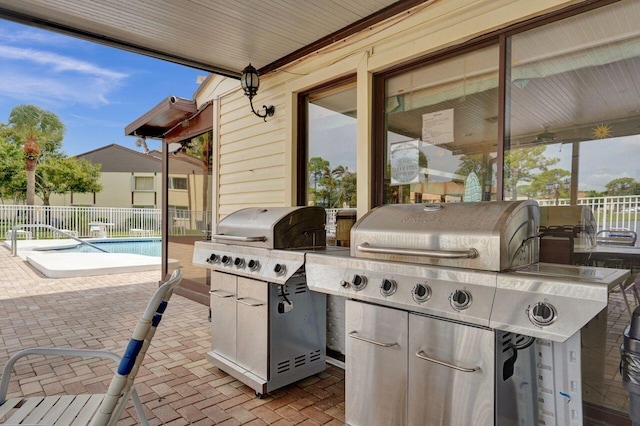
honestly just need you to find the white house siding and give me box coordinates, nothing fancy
[201,0,579,221]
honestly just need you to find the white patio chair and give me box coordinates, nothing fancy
[0,269,183,426]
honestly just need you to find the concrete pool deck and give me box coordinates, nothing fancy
[3,238,176,278]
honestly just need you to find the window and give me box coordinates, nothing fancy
[133,176,154,191]
[169,176,188,190]
[373,1,640,418]
[504,2,640,414]
[301,81,358,209]
[380,45,499,204]
[505,1,640,207]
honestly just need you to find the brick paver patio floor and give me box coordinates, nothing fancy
[0,250,345,425]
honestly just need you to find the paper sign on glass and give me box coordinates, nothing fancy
[422,109,454,145]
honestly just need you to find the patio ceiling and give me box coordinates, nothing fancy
[0,0,425,78]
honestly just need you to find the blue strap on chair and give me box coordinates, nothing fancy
[117,339,144,375]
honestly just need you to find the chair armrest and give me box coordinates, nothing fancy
[0,347,121,402]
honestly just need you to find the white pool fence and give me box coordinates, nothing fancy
[1,196,638,240]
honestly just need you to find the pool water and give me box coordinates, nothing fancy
[61,239,161,257]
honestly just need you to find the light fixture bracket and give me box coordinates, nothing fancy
[241,63,275,122]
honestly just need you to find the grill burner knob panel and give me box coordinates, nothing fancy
[351,274,367,291]
[528,302,557,327]
[207,254,220,264]
[412,283,431,303]
[274,263,287,276]
[380,279,397,297]
[248,259,260,271]
[234,257,245,268]
[450,290,472,310]
[221,255,233,266]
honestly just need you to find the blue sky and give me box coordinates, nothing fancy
[0,19,206,156]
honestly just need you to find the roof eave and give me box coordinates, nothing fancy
[124,96,197,138]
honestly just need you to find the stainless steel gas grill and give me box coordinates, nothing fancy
[305,200,629,426]
[192,206,327,397]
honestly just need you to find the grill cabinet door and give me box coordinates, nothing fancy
[210,272,237,362]
[346,300,408,426]
[236,277,269,380]
[408,313,494,425]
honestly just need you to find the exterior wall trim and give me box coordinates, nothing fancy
[285,51,369,211]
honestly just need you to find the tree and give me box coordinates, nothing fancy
[605,177,640,196]
[0,134,25,202]
[308,157,330,204]
[337,169,357,207]
[529,168,571,199]
[7,105,65,205]
[36,156,103,206]
[183,131,213,213]
[503,146,559,200]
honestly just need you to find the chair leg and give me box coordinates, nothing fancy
[618,277,640,320]
[619,279,634,321]
[632,280,640,307]
[106,388,149,426]
[130,388,150,426]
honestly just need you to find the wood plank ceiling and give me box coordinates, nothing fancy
[0,0,425,78]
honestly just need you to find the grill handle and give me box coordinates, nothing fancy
[348,331,398,348]
[415,350,480,373]
[236,297,265,307]
[209,290,235,298]
[357,242,479,259]
[212,234,267,242]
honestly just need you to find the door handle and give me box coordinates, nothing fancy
[209,290,234,298]
[236,297,265,307]
[415,350,480,373]
[348,331,398,347]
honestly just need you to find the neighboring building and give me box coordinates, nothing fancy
[65,144,161,208]
[47,143,207,214]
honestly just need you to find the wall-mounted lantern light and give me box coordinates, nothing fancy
[241,63,275,122]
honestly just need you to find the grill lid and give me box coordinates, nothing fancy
[213,206,326,249]
[350,200,539,271]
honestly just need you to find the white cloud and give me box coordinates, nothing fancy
[0,45,127,80]
[0,27,70,46]
[0,45,128,108]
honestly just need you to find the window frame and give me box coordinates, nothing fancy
[296,75,357,206]
[370,0,616,207]
[132,175,155,192]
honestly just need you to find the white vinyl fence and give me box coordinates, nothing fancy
[327,196,640,234]
[0,205,212,239]
[538,195,640,233]
[1,197,638,240]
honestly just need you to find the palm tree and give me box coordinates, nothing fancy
[23,136,40,205]
[8,105,65,205]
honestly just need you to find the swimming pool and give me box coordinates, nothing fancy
[60,238,161,257]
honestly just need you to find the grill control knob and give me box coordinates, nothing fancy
[207,254,220,264]
[380,279,397,297]
[221,255,233,266]
[450,290,472,310]
[248,259,260,271]
[412,283,432,303]
[274,263,287,276]
[528,302,557,327]
[234,257,245,268]
[351,274,367,291]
